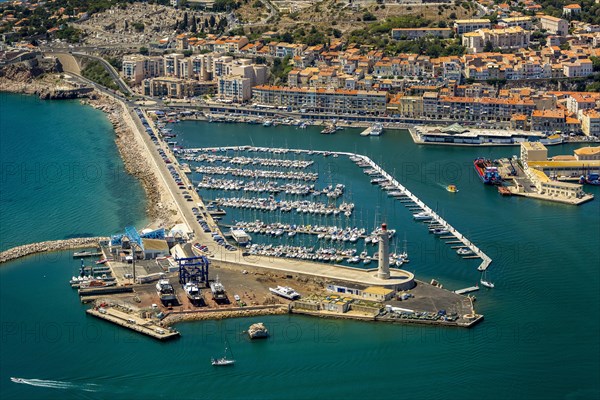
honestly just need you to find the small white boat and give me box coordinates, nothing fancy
[413,211,432,221]
[457,247,474,256]
[480,271,495,288]
[212,341,235,366]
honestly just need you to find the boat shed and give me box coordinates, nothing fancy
[141,238,170,259]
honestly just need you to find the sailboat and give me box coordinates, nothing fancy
[211,340,235,366]
[480,270,495,288]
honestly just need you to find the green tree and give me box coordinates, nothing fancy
[139,46,149,55]
[363,12,376,21]
[591,56,600,72]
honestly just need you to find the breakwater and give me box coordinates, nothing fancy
[162,305,289,325]
[0,237,109,264]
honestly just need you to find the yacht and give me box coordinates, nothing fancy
[413,211,432,221]
[370,123,384,136]
[269,286,301,300]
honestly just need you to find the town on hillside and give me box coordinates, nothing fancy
[1,0,600,136]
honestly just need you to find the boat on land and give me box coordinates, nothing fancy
[184,282,204,306]
[474,158,502,185]
[212,341,235,366]
[210,275,228,302]
[156,279,177,305]
[480,271,495,288]
[269,285,301,300]
[446,184,458,193]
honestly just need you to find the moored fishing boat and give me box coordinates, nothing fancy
[474,158,502,185]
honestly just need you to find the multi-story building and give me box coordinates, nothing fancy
[580,109,600,136]
[122,55,163,85]
[574,145,600,159]
[567,93,599,114]
[144,77,216,98]
[251,86,388,115]
[453,19,492,35]
[163,53,184,77]
[391,28,452,40]
[563,4,582,17]
[463,27,530,53]
[498,16,533,30]
[562,59,594,78]
[539,15,569,36]
[218,75,252,102]
[530,109,566,133]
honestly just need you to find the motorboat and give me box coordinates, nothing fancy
[269,285,301,300]
[457,247,474,256]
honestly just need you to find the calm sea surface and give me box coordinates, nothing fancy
[0,97,598,399]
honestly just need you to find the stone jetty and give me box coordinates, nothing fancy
[0,237,109,264]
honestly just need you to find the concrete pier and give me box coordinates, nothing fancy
[86,305,180,341]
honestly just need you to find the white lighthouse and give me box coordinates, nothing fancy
[377,223,390,279]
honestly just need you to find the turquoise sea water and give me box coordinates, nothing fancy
[1,99,599,399]
[0,93,147,251]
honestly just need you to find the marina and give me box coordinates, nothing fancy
[188,145,492,272]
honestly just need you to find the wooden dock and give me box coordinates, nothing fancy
[86,306,180,341]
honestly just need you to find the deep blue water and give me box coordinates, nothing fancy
[1,101,599,399]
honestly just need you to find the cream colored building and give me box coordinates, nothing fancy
[362,286,395,302]
[454,19,492,35]
[580,110,600,137]
[525,168,586,199]
[539,15,569,36]
[463,27,530,53]
[521,141,548,163]
[574,146,600,160]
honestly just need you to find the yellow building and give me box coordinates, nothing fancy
[362,286,395,302]
[574,146,600,160]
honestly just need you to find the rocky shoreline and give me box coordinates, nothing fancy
[81,93,178,226]
[0,237,109,264]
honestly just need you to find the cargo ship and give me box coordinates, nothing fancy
[474,158,502,185]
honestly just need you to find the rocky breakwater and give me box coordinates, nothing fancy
[81,94,179,226]
[0,237,109,264]
[161,306,289,325]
